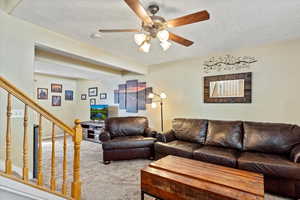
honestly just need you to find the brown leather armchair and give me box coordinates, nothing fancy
[99,116,157,164]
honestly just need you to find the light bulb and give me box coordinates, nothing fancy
[160,41,171,51]
[160,92,167,99]
[90,33,102,38]
[151,102,157,108]
[148,93,154,99]
[139,42,151,53]
[134,33,146,45]
[157,30,169,41]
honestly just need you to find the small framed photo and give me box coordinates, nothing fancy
[81,94,87,100]
[90,98,96,105]
[52,96,61,106]
[100,93,107,100]
[88,87,98,97]
[51,83,62,93]
[65,90,74,101]
[37,88,48,100]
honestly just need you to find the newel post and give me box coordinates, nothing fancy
[71,119,82,200]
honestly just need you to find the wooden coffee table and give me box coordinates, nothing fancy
[141,155,264,200]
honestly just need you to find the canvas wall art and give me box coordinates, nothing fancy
[138,82,146,110]
[126,80,138,113]
[118,84,126,110]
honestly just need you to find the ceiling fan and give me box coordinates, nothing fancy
[94,0,210,53]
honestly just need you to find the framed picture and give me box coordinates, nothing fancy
[51,83,62,93]
[90,98,96,105]
[204,72,252,103]
[37,88,48,100]
[65,90,74,101]
[52,96,61,106]
[88,87,98,97]
[81,94,87,100]
[100,93,107,100]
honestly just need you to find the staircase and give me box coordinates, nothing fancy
[0,76,82,200]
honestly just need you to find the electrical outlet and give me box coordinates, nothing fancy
[11,109,24,118]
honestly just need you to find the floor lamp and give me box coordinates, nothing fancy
[148,92,167,132]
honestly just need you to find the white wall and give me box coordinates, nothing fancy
[118,38,300,131]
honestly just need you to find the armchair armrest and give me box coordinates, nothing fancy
[144,127,157,138]
[290,144,300,163]
[157,130,176,143]
[99,131,111,142]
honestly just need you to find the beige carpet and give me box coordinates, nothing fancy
[42,138,290,200]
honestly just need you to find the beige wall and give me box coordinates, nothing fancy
[119,38,300,131]
[34,74,78,137]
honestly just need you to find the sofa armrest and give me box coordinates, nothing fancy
[157,130,176,143]
[290,144,300,163]
[99,131,111,142]
[144,127,157,138]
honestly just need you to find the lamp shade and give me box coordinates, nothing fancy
[160,41,171,51]
[139,42,151,53]
[160,92,167,99]
[157,30,169,41]
[134,33,146,46]
[148,93,154,99]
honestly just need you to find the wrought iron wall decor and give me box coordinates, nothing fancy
[203,55,257,73]
[114,80,152,113]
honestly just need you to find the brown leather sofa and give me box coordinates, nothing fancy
[99,117,157,164]
[155,118,300,199]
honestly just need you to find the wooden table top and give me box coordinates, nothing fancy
[142,155,264,200]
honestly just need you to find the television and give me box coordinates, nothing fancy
[90,104,108,121]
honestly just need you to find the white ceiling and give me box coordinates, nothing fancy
[12,0,300,65]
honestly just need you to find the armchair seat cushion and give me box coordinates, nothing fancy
[102,136,156,150]
[238,152,300,180]
[193,146,239,168]
[155,140,202,159]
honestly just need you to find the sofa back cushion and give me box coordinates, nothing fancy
[205,120,243,150]
[172,118,208,144]
[243,121,300,154]
[105,117,148,138]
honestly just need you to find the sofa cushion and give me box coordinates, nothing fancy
[105,117,148,138]
[172,118,208,144]
[155,140,202,159]
[193,146,239,168]
[205,120,243,150]
[102,136,155,150]
[243,122,300,154]
[238,152,300,180]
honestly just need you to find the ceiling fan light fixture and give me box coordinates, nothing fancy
[157,30,169,41]
[160,40,171,51]
[139,41,151,53]
[90,33,102,38]
[134,33,147,45]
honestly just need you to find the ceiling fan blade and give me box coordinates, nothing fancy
[167,10,210,28]
[124,0,153,25]
[99,29,140,33]
[169,32,194,47]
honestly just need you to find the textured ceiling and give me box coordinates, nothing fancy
[12,0,300,65]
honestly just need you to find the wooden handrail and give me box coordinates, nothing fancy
[0,76,74,136]
[0,76,82,200]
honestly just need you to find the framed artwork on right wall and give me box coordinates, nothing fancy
[204,72,252,103]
